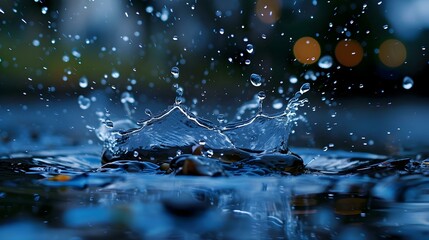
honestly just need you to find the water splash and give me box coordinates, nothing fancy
[98,84,310,163]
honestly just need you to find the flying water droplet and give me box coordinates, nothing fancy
[79,76,88,88]
[272,99,283,109]
[78,95,91,110]
[176,86,183,97]
[32,39,40,47]
[402,76,414,90]
[246,44,254,53]
[289,76,298,84]
[206,149,214,157]
[120,92,135,104]
[299,83,311,94]
[257,91,266,101]
[171,66,179,79]
[111,71,120,79]
[217,114,226,125]
[62,55,70,62]
[250,73,263,87]
[219,28,225,35]
[145,108,152,117]
[104,119,114,128]
[133,151,139,157]
[41,7,48,14]
[318,55,333,69]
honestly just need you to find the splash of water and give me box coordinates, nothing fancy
[97,83,310,164]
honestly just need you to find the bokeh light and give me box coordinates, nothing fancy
[335,39,364,67]
[378,39,407,68]
[255,0,282,24]
[293,37,321,65]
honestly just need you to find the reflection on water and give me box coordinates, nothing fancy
[1,145,428,239]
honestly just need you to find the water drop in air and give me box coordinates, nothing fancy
[62,55,70,62]
[206,149,214,157]
[402,76,414,90]
[299,83,311,94]
[111,71,120,79]
[120,92,135,104]
[246,44,254,53]
[257,91,266,101]
[171,66,179,79]
[32,39,40,47]
[41,7,48,14]
[289,76,298,84]
[78,95,91,110]
[79,76,88,88]
[318,55,333,69]
[272,99,283,109]
[250,73,263,87]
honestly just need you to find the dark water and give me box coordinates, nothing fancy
[1,103,429,240]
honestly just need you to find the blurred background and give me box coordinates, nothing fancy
[1,0,429,154]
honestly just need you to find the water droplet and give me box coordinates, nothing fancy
[289,76,298,84]
[245,59,251,65]
[175,96,183,105]
[32,39,40,47]
[246,44,254,53]
[104,120,114,128]
[121,92,135,104]
[133,151,139,157]
[199,139,206,146]
[299,83,311,94]
[146,6,154,13]
[318,55,333,69]
[171,66,179,79]
[250,73,263,87]
[217,114,226,124]
[304,70,317,81]
[145,108,152,117]
[111,71,120,79]
[172,35,178,41]
[72,50,81,58]
[79,76,88,88]
[41,6,48,14]
[272,99,283,109]
[62,55,70,62]
[322,146,328,151]
[219,28,225,35]
[206,149,214,157]
[176,86,183,96]
[257,91,266,101]
[402,76,414,90]
[78,95,91,110]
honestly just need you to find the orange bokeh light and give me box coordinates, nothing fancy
[335,39,364,67]
[378,39,407,68]
[256,0,282,24]
[293,37,321,65]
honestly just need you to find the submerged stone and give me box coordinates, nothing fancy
[244,152,304,175]
[170,154,226,177]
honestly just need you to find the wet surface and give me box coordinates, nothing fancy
[0,143,428,239]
